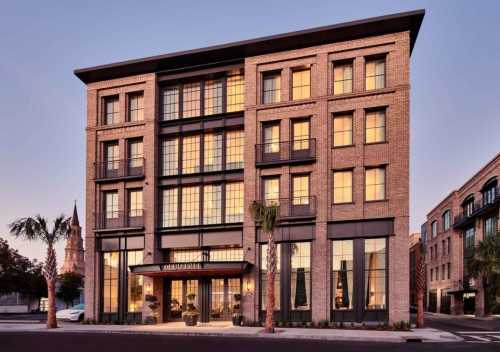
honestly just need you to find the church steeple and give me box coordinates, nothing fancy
[71,201,79,226]
[61,202,85,276]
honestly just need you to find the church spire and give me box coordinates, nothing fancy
[71,201,79,226]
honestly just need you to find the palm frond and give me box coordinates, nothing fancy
[52,215,70,242]
[9,217,47,243]
[249,201,279,233]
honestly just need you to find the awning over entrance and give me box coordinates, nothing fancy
[129,261,252,277]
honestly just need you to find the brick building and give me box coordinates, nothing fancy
[421,153,499,316]
[74,10,424,324]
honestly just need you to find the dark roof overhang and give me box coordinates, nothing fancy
[129,261,252,277]
[74,9,425,84]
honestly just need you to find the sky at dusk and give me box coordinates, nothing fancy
[0,0,499,264]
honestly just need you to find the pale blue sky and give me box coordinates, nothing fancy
[0,0,499,264]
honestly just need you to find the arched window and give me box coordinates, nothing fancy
[481,177,497,206]
[462,195,475,217]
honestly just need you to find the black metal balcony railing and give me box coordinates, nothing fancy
[264,196,317,219]
[255,139,316,166]
[453,186,499,229]
[94,158,145,180]
[94,210,145,230]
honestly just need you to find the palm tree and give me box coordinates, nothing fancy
[415,242,426,328]
[9,215,70,328]
[250,201,279,333]
[467,232,500,314]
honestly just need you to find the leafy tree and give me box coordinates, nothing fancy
[250,201,279,333]
[467,232,500,314]
[9,215,70,328]
[57,272,83,308]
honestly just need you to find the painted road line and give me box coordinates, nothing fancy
[461,335,492,342]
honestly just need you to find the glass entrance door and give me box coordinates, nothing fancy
[168,279,199,320]
[210,278,241,321]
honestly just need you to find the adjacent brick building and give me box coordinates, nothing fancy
[74,10,424,324]
[421,153,499,316]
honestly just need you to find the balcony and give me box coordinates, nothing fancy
[94,210,145,230]
[265,196,317,219]
[94,158,145,181]
[453,187,499,229]
[255,139,316,167]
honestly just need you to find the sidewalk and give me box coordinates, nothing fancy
[0,321,461,343]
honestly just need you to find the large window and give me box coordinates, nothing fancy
[484,216,497,237]
[127,250,143,312]
[333,61,353,95]
[263,178,280,205]
[226,130,244,170]
[333,114,353,147]
[103,252,119,313]
[226,73,245,112]
[365,167,385,201]
[292,120,310,151]
[333,170,353,204]
[292,175,309,205]
[204,133,222,172]
[182,186,200,226]
[464,227,475,249]
[162,86,180,120]
[170,249,203,263]
[260,243,281,310]
[105,191,119,219]
[365,110,386,144]
[209,247,244,262]
[292,69,311,100]
[431,220,438,238]
[128,189,143,217]
[203,185,222,225]
[332,240,353,310]
[128,92,144,122]
[161,138,179,176]
[263,124,280,153]
[182,83,201,118]
[182,135,201,174]
[365,58,385,90]
[105,142,119,171]
[162,188,178,227]
[483,181,497,205]
[262,72,281,104]
[463,197,475,217]
[225,182,244,223]
[364,238,386,310]
[128,140,143,168]
[104,96,119,125]
[290,242,311,311]
[204,79,223,115]
[442,210,451,231]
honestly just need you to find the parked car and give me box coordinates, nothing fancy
[56,304,84,321]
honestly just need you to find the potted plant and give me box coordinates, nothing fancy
[231,293,243,326]
[182,293,199,326]
[144,294,160,324]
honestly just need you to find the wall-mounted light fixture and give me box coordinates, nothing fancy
[245,278,254,296]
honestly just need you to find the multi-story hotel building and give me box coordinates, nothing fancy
[421,153,499,316]
[74,10,424,324]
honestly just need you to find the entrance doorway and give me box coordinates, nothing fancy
[167,279,199,320]
[210,278,241,321]
[463,292,476,315]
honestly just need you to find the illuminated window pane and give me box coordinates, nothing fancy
[128,140,143,168]
[162,86,180,120]
[262,73,281,104]
[226,74,245,112]
[170,249,202,263]
[209,247,244,262]
[105,191,119,219]
[264,124,280,153]
[365,59,385,90]
[364,238,386,310]
[333,115,353,147]
[182,135,200,174]
[183,83,201,118]
[264,178,279,205]
[290,242,310,310]
[333,171,353,204]
[104,96,119,125]
[103,252,119,313]
[127,250,143,312]
[332,240,353,310]
[105,142,119,171]
[128,189,143,217]
[292,175,309,205]
[365,110,386,143]
[292,120,310,150]
[203,184,222,225]
[333,63,353,95]
[182,186,200,226]
[161,138,179,176]
[225,182,243,223]
[292,69,311,100]
[204,79,223,115]
[162,188,178,227]
[226,130,244,170]
[365,168,385,201]
[128,92,144,122]
[203,133,222,172]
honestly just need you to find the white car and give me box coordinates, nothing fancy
[56,304,85,322]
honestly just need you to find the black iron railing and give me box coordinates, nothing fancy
[255,139,316,165]
[264,196,317,218]
[94,210,145,230]
[94,158,145,180]
[453,186,499,229]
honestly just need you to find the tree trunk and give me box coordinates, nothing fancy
[265,232,276,333]
[416,290,424,328]
[44,244,58,329]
